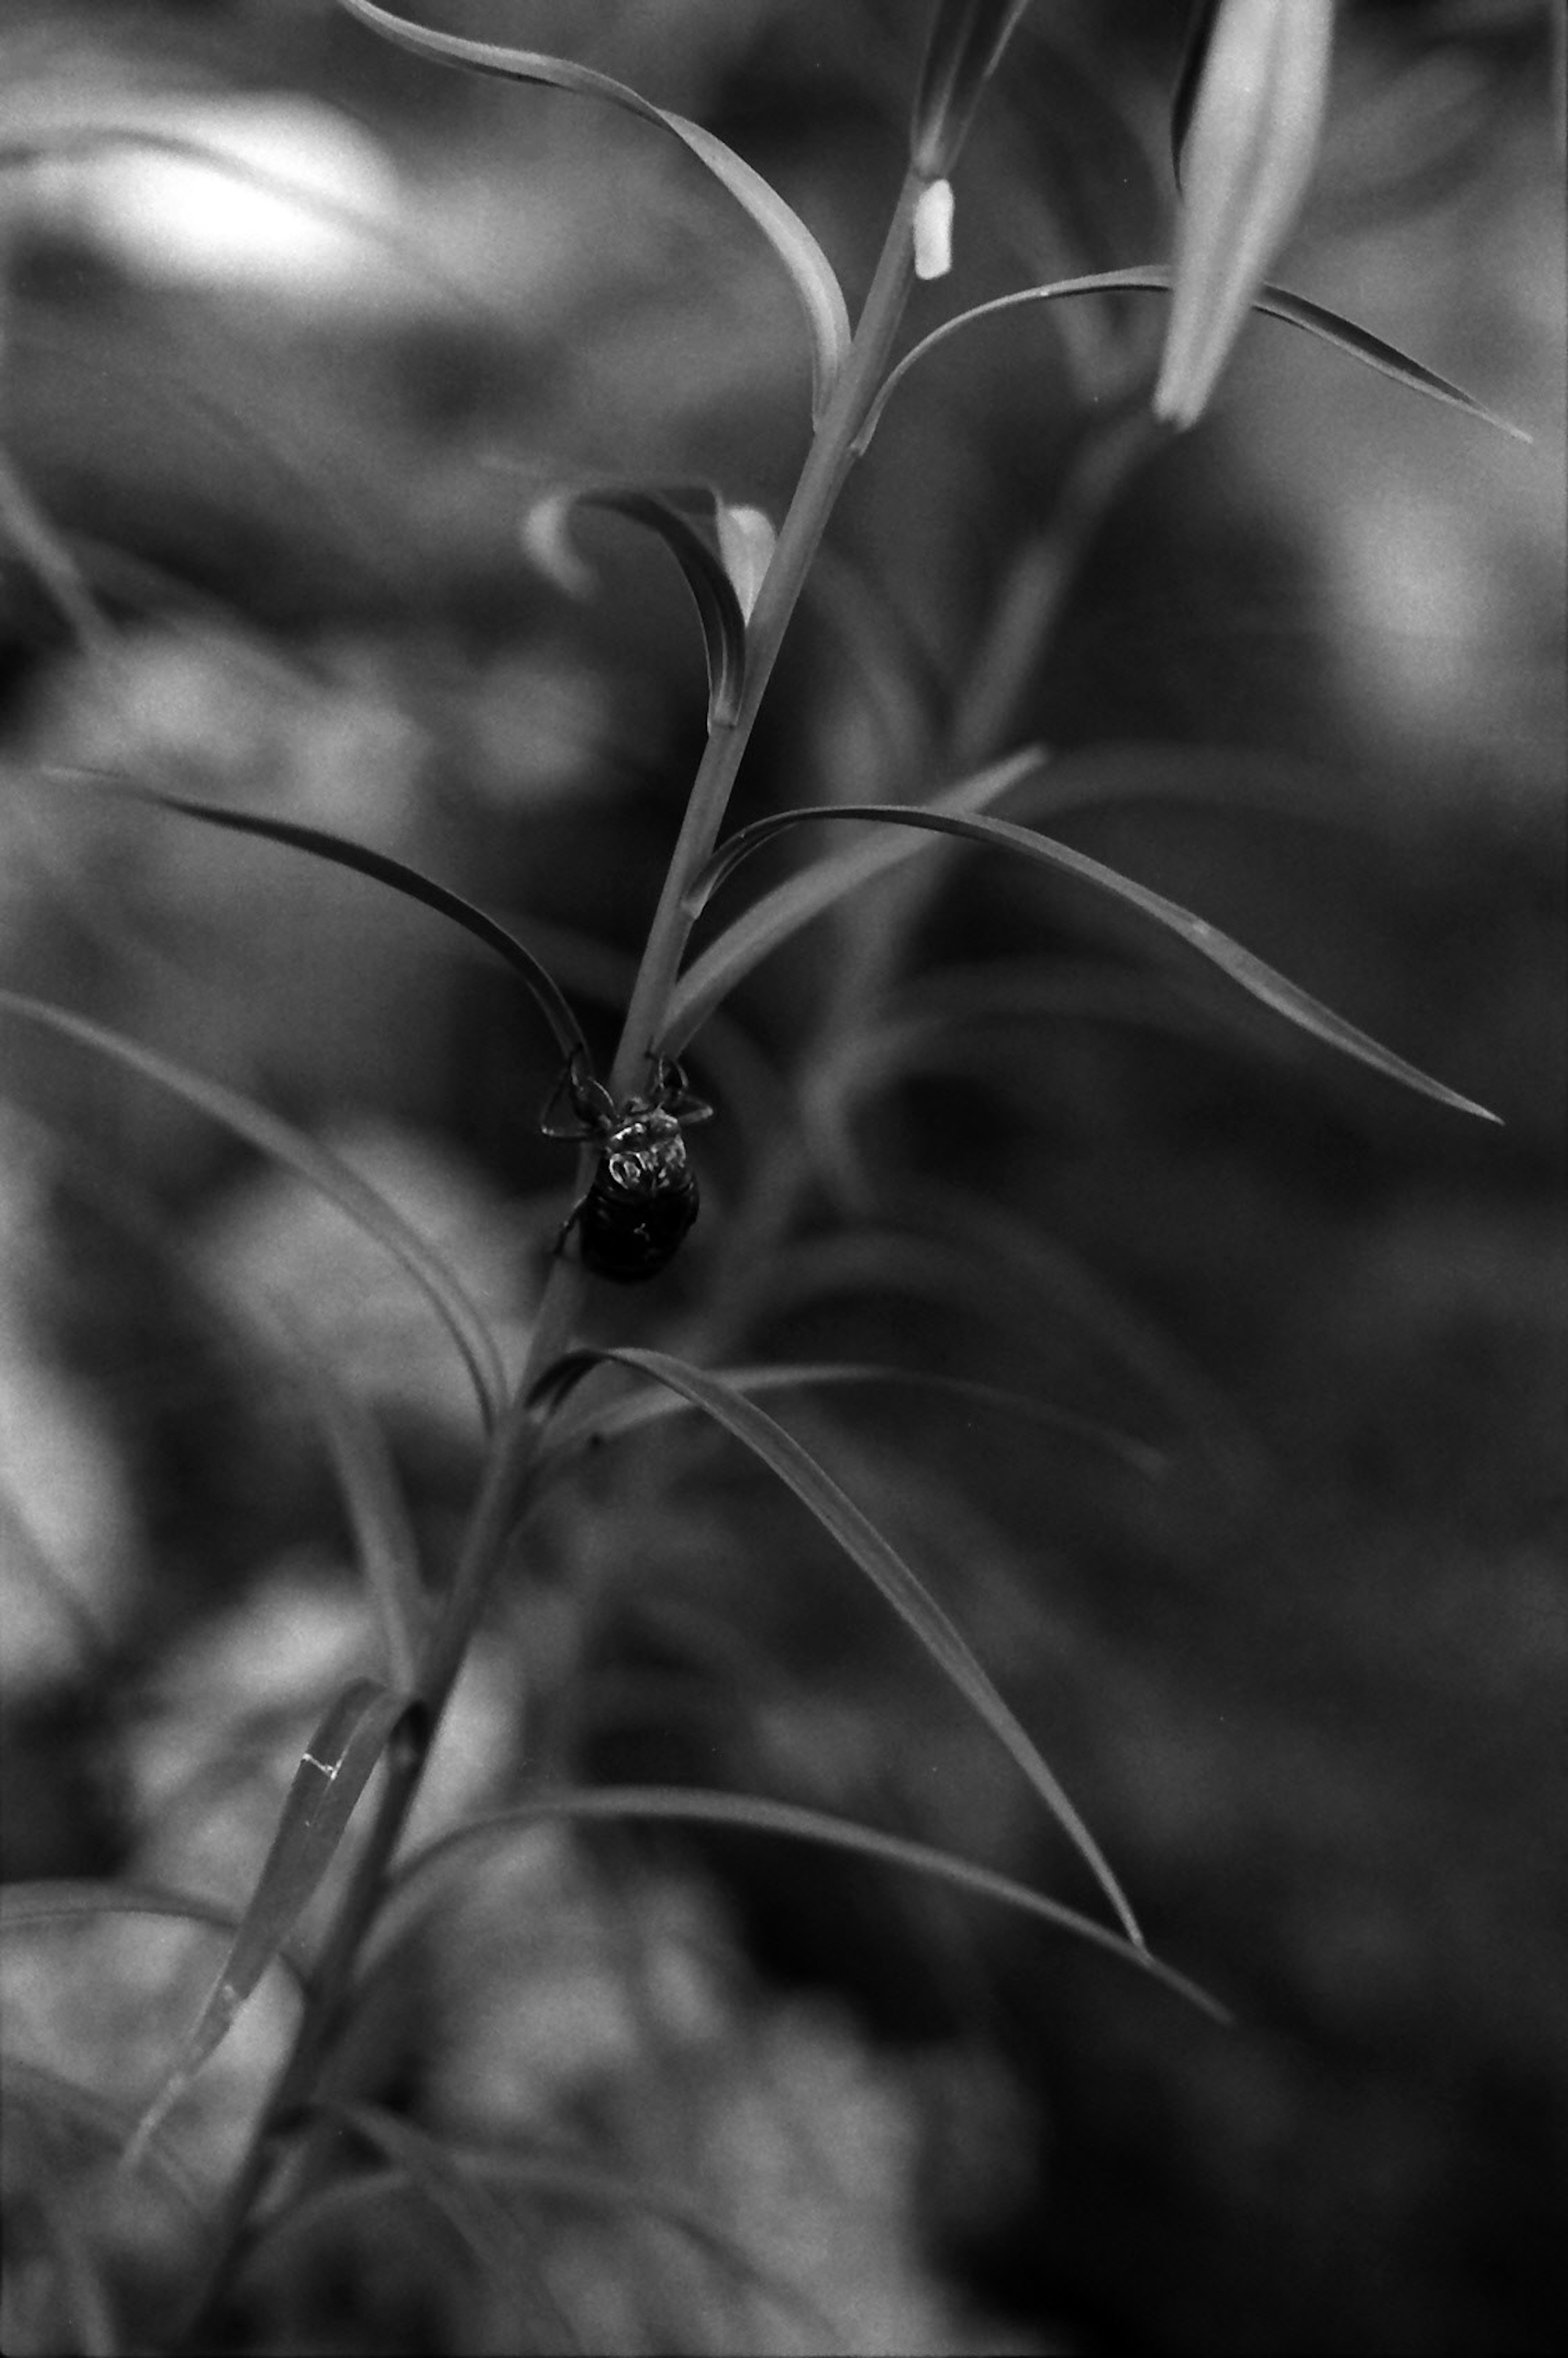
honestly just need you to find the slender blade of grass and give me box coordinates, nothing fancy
[532,1347,1144,1948]
[333,0,850,421]
[858,266,1529,450]
[390,1789,1228,2021]
[88,782,589,1065]
[0,992,510,1426]
[540,1357,1167,1479]
[122,1679,416,2167]
[682,805,1500,1121]
[288,1334,428,1690]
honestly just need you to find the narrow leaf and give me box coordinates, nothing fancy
[682,806,1500,1120]
[334,0,850,421]
[390,1790,1227,2020]
[522,484,747,729]
[0,992,510,1426]
[90,780,588,1065]
[533,1348,1143,1946]
[2,2057,206,2215]
[857,268,1529,452]
[334,2103,831,2344]
[124,1678,415,2164]
[663,748,1046,1056]
[289,1335,428,1689]
[540,1358,1166,1479]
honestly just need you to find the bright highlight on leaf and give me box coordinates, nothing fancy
[333,0,851,422]
[533,1346,1145,1947]
[1154,0,1334,429]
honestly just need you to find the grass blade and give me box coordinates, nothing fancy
[288,1333,428,1689]
[858,266,1529,451]
[334,0,850,421]
[390,1789,1227,2021]
[532,1347,1143,1947]
[540,1357,1167,1480]
[97,782,589,1065]
[123,1679,415,2166]
[663,748,1046,1056]
[0,991,510,1426]
[682,805,1500,1121]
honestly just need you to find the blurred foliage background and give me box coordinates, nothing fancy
[0,2,1563,2352]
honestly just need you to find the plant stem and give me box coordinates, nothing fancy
[609,167,926,1103]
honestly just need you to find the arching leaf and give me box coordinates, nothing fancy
[681,805,1500,1121]
[389,1788,1229,2019]
[87,781,588,1066]
[531,1347,1144,1946]
[334,0,850,421]
[855,267,1529,453]
[523,485,747,730]
[0,992,510,1427]
[662,748,1045,1057]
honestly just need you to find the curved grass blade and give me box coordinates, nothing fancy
[328,2105,585,2353]
[2,2058,207,2217]
[2,1881,247,1943]
[0,992,510,1427]
[389,1790,1226,2021]
[0,441,113,658]
[334,0,850,422]
[540,1358,1166,1480]
[663,748,1046,1057]
[334,2103,833,2347]
[682,806,1500,1121]
[123,1678,416,2167]
[532,1347,1143,1947]
[523,485,746,730]
[288,1332,428,1689]
[100,782,588,1066]
[856,267,1530,453]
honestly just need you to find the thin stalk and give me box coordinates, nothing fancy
[608,167,926,1102]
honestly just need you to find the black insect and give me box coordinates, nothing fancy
[542,1052,712,1282]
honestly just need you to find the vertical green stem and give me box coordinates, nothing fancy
[609,167,926,1102]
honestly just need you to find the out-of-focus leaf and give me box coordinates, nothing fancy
[911,0,1036,178]
[122,1679,416,2166]
[857,267,1530,451]
[0,442,111,657]
[541,1357,1166,1479]
[522,485,748,730]
[663,749,1046,1056]
[532,1347,1143,1946]
[0,125,506,331]
[1154,0,1334,428]
[1,2057,205,2217]
[333,2103,831,2346]
[327,2104,584,2353]
[1,2114,120,2358]
[91,782,589,1067]
[0,993,510,1428]
[390,1789,1228,2019]
[289,1336,428,1689]
[682,805,1501,1121]
[334,0,851,422]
